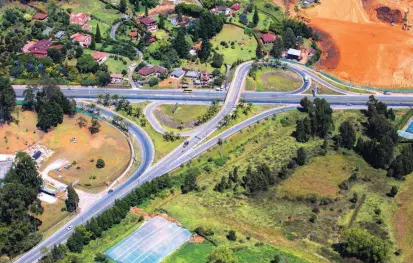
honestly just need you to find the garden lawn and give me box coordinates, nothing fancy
[154,104,211,131]
[60,0,120,24]
[36,199,70,234]
[211,24,257,65]
[252,68,303,92]
[106,57,128,74]
[43,114,131,192]
[88,19,111,38]
[0,110,43,154]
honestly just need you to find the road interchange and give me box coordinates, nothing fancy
[12,61,413,263]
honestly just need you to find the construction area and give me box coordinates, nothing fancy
[298,0,413,88]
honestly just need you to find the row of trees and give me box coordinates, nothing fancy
[23,81,77,131]
[41,174,172,261]
[295,97,334,142]
[0,77,16,123]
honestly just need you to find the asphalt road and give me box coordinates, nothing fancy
[12,60,413,262]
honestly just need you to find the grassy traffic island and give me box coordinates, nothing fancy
[245,67,303,92]
[153,103,218,132]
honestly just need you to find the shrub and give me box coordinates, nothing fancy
[96,159,105,168]
[226,230,237,241]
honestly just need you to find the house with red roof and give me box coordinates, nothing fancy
[231,3,241,11]
[91,51,108,64]
[260,33,276,44]
[70,13,89,26]
[33,13,48,20]
[22,39,52,58]
[139,17,158,32]
[137,65,167,77]
[70,33,92,47]
[128,30,139,40]
[82,24,92,32]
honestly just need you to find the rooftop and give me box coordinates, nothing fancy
[111,73,123,78]
[70,13,89,25]
[33,13,48,20]
[71,33,91,42]
[140,17,156,25]
[260,33,276,42]
[287,48,302,56]
[91,51,107,60]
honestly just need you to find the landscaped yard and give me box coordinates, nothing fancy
[36,199,70,234]
[60,0,120,24]
[154,104,211,132]
[211,24,257,65]
[245,68,303,92]
[43,114,131,192]
[105,57,128,74]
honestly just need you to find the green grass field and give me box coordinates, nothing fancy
[106,57,128,74]
[154,104,211,131]
[163,242,215,263]
[246,68,303,92]
[211,25,257,65]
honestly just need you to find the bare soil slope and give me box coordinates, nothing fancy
[303,0,413,88]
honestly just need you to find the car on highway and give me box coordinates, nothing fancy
[183,141,189,148]
[346,103,352,106]
[108,189,114,193]
[304,76,309,82]
[384,91,392,95]
[67,225,73,231]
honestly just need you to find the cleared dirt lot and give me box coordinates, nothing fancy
[303,0,413,88]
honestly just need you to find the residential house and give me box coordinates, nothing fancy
[22,39,53,58]
[200,71,212,85]
[185,70,200,79]
[110,74,124,84]
[70,13,89,26]
[139,17,158,32]
[40,184,66,198]
[231,3,241,11]
[137,65,167,77]
[260,33,276,44]
[91,51,108,64]
[33,13,48,20]
[213,6,231,15]
[169,68,185,79]
[128,30,139,40]
[286,48,302,60]
[71,33,92,47]
[54,31,66,39]
[239,13,248,24]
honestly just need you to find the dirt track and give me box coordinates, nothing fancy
[303,0,413,88]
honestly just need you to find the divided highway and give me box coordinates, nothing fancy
[12,60,413,263]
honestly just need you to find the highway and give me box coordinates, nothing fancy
[12,59,413,263]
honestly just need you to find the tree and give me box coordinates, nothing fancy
[253,6,259,26]
[173,28,190,59]
[295,117,311,142]
[89,118,101,134]
[76,116,87,128]
[255,45,264,59]
[340,228,390,263]
[96,70,111,86]
[119,0,127,13]
[226,230,237,241]
[271,37,283,58]
[37,101,64,131]
[66,185,79,212]
[296,147,307,165]
[299,96,313,113]
[199,37,212,63]
[90,36,96,49]
[0,77,16,123]
[211,52,224,68]
[181,168,200,193]
[388,186,398,197]
[339,121,356,149]
[23,86,36,111]
[95,23,102,43]
[208,246,237,263]
[96,159,105,168]
[77,54,99,73]
[47,48,64,63]
[158,14,166,29]
[283,27,296,49]
[271,255,281,263]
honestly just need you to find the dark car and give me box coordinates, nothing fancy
[183,141,189,148]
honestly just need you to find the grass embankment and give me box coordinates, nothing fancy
[303,81,344,95]
[43,114,131,192]
[154,104,211,132]
[140,110,405,262]
[211,25,257,65]
[142,110,328,262]
[37,199,70,235]
[60,0,120,24]
[118,103,185,162]
[245,68,302,92]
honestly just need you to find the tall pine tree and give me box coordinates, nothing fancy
[119,0,127,13]
[199,37,211,62]
[173,28,190,58]
[253,6,259,26]
[95,23,102,43]
[271,37,283,58]
[66,185,80,212]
